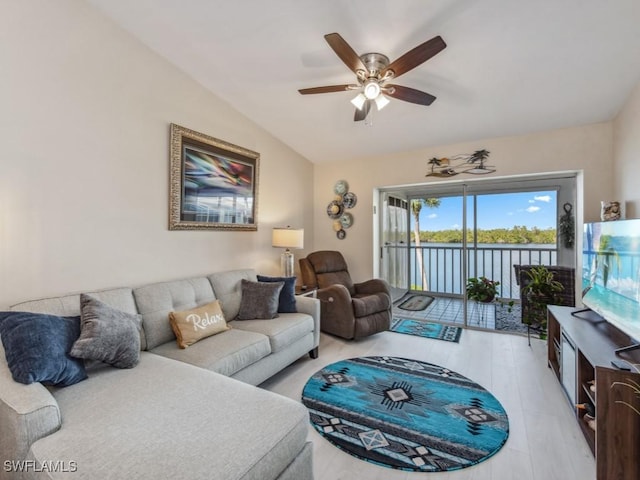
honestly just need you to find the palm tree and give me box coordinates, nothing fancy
[411,197,441,290]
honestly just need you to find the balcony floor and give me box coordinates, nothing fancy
[393,294,529,335]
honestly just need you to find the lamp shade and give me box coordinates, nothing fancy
[272,228,304,249]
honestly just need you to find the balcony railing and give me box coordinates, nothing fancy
[383,243,558,300]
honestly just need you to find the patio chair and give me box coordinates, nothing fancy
[299,251,392,339]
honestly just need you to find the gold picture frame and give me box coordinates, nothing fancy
[169,124,259,231]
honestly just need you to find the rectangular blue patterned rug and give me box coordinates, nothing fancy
[390,317,462,343]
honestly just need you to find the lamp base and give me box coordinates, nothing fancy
[281,249,295,277]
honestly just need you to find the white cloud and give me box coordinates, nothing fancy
[451,223,460,229]
[526,206,541,213]
[529,199,535,203]
[534,195,552,203]
[428,213,438,219]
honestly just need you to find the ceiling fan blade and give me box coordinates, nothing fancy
[298,85,353,95]
[354,100,372,121]
[386,85,436,105]
[324,33,367,74]
[381,35,446,79]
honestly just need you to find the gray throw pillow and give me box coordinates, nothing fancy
[237,279,284,320]
[70,294,142,369]
[257,275,297,313]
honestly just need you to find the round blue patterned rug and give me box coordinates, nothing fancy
[301,356,509,472]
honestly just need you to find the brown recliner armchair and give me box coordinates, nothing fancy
[299,251,392,339]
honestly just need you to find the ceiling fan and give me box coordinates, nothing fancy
[299,33,446,121]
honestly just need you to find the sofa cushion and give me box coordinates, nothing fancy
[29,352,309,480]
[237,279,283,320]
[230,313,314,353]
[150,328,270,377]
[0,311,87,387]
[169,300,230,348]
[70,294,142,369]
[133,277,216,350]
[257,275,297,313]
[208,269,257,320]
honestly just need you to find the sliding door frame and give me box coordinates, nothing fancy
[377,171,580,329]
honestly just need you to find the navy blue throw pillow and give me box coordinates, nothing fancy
[257,275,297,313]
[0,311,87,387]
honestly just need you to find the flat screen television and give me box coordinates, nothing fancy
[582,218,640,352]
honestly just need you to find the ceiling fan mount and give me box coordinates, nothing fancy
[298,33,446,121]
[357,52,390,78]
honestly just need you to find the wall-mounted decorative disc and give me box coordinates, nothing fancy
[332,220,342,232]
[340,212,353,229]
[326,200,344,219]
[342,192,357,209]
[334,180,349,195]
[336,229,346,240]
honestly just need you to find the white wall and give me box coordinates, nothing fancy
[0,0,314,307]
[614,80,640,219]
[1,1,632,308]
[313,123,614,282]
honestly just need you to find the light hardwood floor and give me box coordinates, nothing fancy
[261,328,596,480]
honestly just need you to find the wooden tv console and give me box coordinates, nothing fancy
[547,305,640,480]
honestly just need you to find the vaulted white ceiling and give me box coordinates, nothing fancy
[87,0,640,164]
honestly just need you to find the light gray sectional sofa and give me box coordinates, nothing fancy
[0,269,319,480]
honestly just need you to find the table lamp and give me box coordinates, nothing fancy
[272,227,304,277]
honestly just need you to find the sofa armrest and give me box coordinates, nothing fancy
[0,344,61,473]
[295,296,321,349]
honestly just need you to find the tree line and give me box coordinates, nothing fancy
[414,225,556,244]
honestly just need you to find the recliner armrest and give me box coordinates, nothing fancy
[316,284,353,310]
[354,278,391,297]
[315,284,356,339]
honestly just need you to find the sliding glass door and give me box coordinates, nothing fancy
[409,193,466,295]
[379,173,576,330]
[380,193,409,292]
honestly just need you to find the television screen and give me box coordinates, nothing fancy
[582,219,640,343]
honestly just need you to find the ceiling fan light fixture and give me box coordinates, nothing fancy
[363,80,381,100]
[374,94,390,111]
[298,33,446,122]
[350,93,367,110]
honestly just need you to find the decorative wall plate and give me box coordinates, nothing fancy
[336,229,346,240]
[342,192,357,209]
[326,200,344,218]
[340,212,353,229]
[334,180,349,195]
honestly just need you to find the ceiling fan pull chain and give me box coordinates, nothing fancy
[365,107,375,127]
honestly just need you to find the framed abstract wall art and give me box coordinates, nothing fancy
[169,124,259,231]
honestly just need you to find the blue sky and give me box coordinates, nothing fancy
[413,191,557,230]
